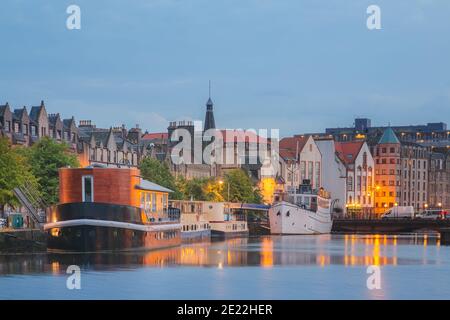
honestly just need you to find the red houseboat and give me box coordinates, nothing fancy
[44,166,181,252]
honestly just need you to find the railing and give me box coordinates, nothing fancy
[13,183,47,227]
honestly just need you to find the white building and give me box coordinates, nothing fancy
[315,138,375,216]
[279,135,322,192]
[315,139,347,216]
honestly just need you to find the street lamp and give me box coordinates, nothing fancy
[438,202,442,208]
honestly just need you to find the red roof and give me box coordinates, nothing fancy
[335,141,364,165]
[220,129,268,144]
[279,136,309,160]
[142,132,168,140]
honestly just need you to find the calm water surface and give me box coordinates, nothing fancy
[0,233,449,299]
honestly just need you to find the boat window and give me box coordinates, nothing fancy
[82,175,94,202]
[152,193,157,212]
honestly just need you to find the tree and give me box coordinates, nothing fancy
[222,169,262,204]
[21,137,79,205]
[0,138,38,216]
[140,157,182,199]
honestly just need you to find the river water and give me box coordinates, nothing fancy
[0,233,449,299]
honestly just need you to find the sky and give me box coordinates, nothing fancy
[1,0,449,137]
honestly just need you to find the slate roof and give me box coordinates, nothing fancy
[136,179,173,193]
[0,103,9,117]
[13,107,27,121]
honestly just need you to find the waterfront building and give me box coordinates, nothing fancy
[428,149,450,209]
[370,127,429,214]
[314,139,348,216]
[315,138,375,216]
[324,118,449,148]
[278,135,322,192]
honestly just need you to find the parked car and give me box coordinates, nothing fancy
[416,209,447,220]
[0,218,7,229]
[381,206,414,219]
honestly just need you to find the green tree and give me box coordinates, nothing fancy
[21,137,79,205]
[222,169,262,204]
[140,157,182,199]
[0,138,39,216]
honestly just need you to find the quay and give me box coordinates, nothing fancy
[332,219,450,233]
[0,229,47,252]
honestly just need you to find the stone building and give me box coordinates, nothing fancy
[371,127,429,214]
[0,101,79,150]
[78,121,142,168]
[428,149,450,209]
[278,135,322,192]
[324,118,449,148]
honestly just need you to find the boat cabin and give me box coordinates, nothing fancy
[55,166,175,222]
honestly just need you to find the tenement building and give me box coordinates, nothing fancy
[324,118,449,148]
[0,101,79,149]
[77,121,143,168]
[428,148,450,209]
[370,127,429,214]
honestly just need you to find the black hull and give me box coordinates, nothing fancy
[46,202,181,252]
[47,225,181,252]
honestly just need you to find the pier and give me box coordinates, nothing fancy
[332,219,450,233]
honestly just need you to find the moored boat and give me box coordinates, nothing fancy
[170,200,211,242]
[269,181,333,235]
[204,202,249,239]
[45,166,181,252]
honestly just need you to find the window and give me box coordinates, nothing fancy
[5,120,11,132]
[82,176,94,202]
[300,161,306,181]
[315,161,320,189]
[347,176,353,191]
[14,122,20,133]
[308,161,313,183]
[152,193,157,212]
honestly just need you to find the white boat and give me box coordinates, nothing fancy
[170,200,211,242]
[269,182,333,235]
[203,202,249,239]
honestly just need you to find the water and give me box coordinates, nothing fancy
[0,233,449,300]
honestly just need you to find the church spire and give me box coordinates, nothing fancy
[204,80,216,131]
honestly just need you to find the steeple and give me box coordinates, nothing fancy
[204,81,216,131]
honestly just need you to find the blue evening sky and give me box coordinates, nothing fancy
[1,0,449,136]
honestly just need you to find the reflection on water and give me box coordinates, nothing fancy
[0,233,442,276]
